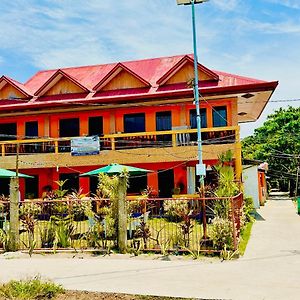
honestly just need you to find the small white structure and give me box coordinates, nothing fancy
[243,165,262,209]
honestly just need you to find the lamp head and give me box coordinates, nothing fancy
[176,0,209,5]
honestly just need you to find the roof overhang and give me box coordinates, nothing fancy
[0,81,278,120]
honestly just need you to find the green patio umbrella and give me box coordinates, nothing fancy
[0,168,33,178]
[80,163,152,177]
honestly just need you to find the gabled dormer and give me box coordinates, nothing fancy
[156,55,219,86]
[93,63,150,92]
[34,69,89,97]
[0,76,32,100]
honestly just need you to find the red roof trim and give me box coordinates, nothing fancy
[34,69,90,96]
[0,76,32,98]
[0,81,278,112]
[156,55,219,85]
[93,62,151,91]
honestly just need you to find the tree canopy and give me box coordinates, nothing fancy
[242,106,300,194]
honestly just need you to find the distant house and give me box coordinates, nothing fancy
[0,54,278,199]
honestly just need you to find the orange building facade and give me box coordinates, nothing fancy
[0,55,278,199]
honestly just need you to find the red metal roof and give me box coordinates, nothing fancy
[0,54,277,111]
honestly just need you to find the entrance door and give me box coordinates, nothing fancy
[158,169,174,198]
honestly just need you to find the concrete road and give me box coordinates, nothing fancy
[1,199,300,300]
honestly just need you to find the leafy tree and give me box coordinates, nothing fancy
[242,106,300,194]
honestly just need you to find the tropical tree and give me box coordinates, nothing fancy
[242,106,300,195]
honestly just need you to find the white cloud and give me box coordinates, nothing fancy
[212,0,240,11]
[267,0,300,9]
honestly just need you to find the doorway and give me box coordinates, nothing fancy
[158,169,174,198]
[25,175,39,199]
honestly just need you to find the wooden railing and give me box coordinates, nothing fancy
[0,126,238,156]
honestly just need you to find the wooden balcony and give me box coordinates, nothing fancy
[0,126,240,169]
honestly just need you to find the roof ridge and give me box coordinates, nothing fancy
[25,53,192,75]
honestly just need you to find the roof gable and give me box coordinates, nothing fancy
[156,55,219,85]
[0,76,32,100]
[34,69,90,96]
[93,63,150,91]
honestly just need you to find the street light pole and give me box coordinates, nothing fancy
[176,0,207,191]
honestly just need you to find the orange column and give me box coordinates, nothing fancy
[80,115,88,136]
[147,172,158,197]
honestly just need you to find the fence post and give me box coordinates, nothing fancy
[117,175,127,253]
[230,197,238,251]
[9,177,20,251]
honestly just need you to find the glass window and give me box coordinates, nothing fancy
[190,109,207,128]
[124,113,145,133]
[0,123,17,141]
[88,116,103,136]
[213,106,227,127]
[156,111,172,131]
[25,121,38,138]
[59,118,80,137]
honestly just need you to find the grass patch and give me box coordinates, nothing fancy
[239,220,254,256]
[0,277,64,299]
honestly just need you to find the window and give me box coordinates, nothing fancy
[190,109,207,129]
[156,111,172,131]
[88,116,103,136]
[0,123,17,141]
[59,173,79,193]
[156,111,172,142]
[213,106,227,127]
[25,121,38,138]
[124,113,145,133]
[59,118,80,137]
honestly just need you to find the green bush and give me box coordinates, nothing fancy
[210,217,233,250]
[19,203,42,218]
[0,277,64,299]
[243,196,255,224]
[163,200,189,222]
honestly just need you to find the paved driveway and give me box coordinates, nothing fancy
[1,198,300,300]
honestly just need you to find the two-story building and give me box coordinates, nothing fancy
[0,54,278,198]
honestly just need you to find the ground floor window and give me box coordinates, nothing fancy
[25,175,39,199]
[127,175,147,195]
[59,173,79,193]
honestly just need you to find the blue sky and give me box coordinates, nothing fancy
[0,0,299,137]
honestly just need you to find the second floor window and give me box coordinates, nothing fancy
[25,121,38,138]
[156,111,172,131]
[0,122,16,141]
[59,118,79,137]
[213,106,227,127]
[190,109,207,129]
[124,113,145,133]
[88,116,103,136]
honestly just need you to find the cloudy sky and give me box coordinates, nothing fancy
[0,0,299,137]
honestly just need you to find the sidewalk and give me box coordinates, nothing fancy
[1,199,300,300]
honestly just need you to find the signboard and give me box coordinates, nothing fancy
[71,136,100,156]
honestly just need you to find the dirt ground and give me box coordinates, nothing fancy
[55,291,197,300]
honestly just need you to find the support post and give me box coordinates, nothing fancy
[117,175,127,253]
[9,177,19,251]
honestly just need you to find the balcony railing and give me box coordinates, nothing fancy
[0,126,238,156]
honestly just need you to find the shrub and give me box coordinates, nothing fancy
[243,196,255,224]
[210,217,233,250]
[163,199,189,222]
[0,277,64,299]
[19,203,42,218]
